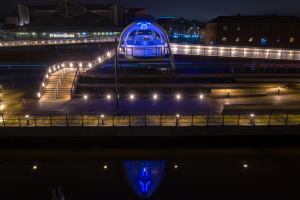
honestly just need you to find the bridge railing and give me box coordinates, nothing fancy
[0,113,298,127]
[0,37,118,48]
[120,45,169,57]
[170,44,300,61]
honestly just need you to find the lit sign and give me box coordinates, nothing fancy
[49,33,75,38]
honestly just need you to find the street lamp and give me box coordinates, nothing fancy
[250,114,255,124]
[101,115,105,125]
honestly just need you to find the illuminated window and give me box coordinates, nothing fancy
[237,26,241,30]
[250,26,254,31]
[261,37,268,46]
[249,37,253,42]
[223,26,227,30]
[276,38,280,42]
[236,37,240,42]
[290,37,295,42]
[222,37,226,41]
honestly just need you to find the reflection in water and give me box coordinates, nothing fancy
[124,161,165,198]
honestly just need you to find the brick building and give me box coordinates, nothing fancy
[205,14,300,48]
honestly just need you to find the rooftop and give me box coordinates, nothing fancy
[207,15,300,23]
[19,11,117,30]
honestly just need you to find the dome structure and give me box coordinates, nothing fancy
[118,15,176,70]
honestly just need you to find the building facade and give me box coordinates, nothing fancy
[157,17,205,44]
[1,0,146,41]
[205,14,300,48]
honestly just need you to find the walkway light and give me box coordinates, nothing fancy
[84,95,87,100]
[107,95,111,99]
[101,115,105,125]
[38,93,41,98]
[243,164,248,168]
[107,52,110,57]
[154,94,157,99]
[70,63,73,67]
[98,57,101,62]
[49,69,51,73]
[176,114,179,126]
[104,165,107,169]
[250,114,255,124]
[227,90,230,98]
[174,165,178,169]
[278,87,281,95]
[46,74,49,78]
[177,94,180,99]
[26,115,29,125]
[89,63,91,67]
[33,166,37,169]
[200,94,203,99]
[130,95,134,99]
[79,63,82,67]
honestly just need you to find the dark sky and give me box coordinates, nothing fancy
[1,0,299,22]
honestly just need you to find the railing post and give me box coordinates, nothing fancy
[191,114,193,126]
[207,113,209,126]
[50,114,52,127]
[268,113,271,125]
[18,114,21,126]
[66,114,68,127]
[81,114,84,126]
[238,113,240,125]
[222,114,224,126]
[129,114,131,126]
[144,114,147,126]
[2,114,5,127]
[34,114,37,126]
[285,113,289,125]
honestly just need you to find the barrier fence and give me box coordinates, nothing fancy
[0,113,299,127]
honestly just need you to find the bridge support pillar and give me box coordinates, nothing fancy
[252,61,259,71]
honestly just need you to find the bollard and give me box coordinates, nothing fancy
[278,87,281,95]
[97,115,100,126]
[26,115,29,125]
[101,115,104,125]
[227,91,230,98]
[176,114,179,126]
[250,114,255,124]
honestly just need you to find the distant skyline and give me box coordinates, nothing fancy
[0,0,299,22]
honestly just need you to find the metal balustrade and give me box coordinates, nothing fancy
[0,37,119,48]
[0,113,298,127]
[170,44,300,61]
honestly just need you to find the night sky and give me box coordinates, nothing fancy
[0,0,299,22]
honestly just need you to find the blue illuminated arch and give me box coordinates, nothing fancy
[118,15,176,70]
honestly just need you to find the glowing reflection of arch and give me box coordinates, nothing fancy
[124,161,165,198]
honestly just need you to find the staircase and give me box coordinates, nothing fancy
[41,68,77,99]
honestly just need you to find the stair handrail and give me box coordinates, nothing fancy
[53,69,65,99]
[70,66,80,99]
[38,62,64,98]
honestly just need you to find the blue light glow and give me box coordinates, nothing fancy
[139,168,151,193]
[124,161,165,198]
[137,22,151,30]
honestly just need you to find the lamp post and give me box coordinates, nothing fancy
[96,20,100,56]
[278,87,281,95]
